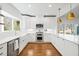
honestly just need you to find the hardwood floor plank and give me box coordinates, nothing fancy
[19,42,62,56]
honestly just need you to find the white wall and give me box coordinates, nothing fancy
[43,17,57,31]
[21,16,36,32]
[21,16,57,32]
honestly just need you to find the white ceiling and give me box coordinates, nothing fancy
[12,3,78,17]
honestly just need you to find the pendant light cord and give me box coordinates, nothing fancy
[58,8,61,17]
[70,3,72,11]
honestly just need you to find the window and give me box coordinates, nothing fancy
[4,17,12,31]
[13,20,20,31]
[0,15,4,32]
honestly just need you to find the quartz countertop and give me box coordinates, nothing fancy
[56,34,79,45]
[44,31,79,45]
[0,31,35,45]
[0,30,79,45]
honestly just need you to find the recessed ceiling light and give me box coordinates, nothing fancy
[28,4,31,8]
[48,4,52,7]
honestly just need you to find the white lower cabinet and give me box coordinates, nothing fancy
[64,40,78,56]
[19,35,27,53]
[0,43,7,56]
[53,35,78,56]
[0,33,78,56]
[44,33,52,42]
[28,33,35,41]
[44,33,79,56]
[55,37,65,55]
[19,33,35,53]
[54,36,78,56]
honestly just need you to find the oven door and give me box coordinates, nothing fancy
[36,32,43,41]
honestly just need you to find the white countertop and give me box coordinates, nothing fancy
[28,29,79,45]
[57,34,79,45]
[0,30,79,45]
[44,31,79,45]
[0,35,19,45]
[0,31,35,45]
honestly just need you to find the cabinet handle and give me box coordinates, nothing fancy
[0,47,3,49]
[0,52,3,55]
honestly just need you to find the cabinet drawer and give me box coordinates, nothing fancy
[0,52,7,56]
[0,43,7,48]
[0,52,3,56]
[0,43,7,55]
[0,48,7,53]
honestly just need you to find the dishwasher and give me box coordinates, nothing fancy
[7,38,19,56]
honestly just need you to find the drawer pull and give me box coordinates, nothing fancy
[0,52,3,55]
[0,47,3,49]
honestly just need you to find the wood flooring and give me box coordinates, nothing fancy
[19,42,62,56]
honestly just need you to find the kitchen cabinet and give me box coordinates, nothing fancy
[47,34,65,55]
[54,35,78,56]
[53,35,78,56]
[19,35,27,52]
[55,37,65,55]
[64,40,78,56]
[27,33,35,41]
[19,33,35,53]
[50,35,58,46]
[44,33,52,42]
[0,43,7,56]
[44,33,79,56]
[44,33,59,46]
[0,38,19,56]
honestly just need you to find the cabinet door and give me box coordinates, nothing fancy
[25,33,35,42]
[44,34,64,55]
[0,43,7,56]
[19,36,26,52]
[28,33,35,41]
[44,33,52,42]
[19,34,32,53]
[50,35,58,45]
[43,33,47,41]
[64,40,78,56]
[56,37,65,55]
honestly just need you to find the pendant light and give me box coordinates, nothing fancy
[57,8,63,24]
[67,3,75,21]
[57,8,63,33]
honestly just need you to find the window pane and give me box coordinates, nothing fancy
[0,16,4,32]
[4,17,12,31]
[13,20,20,31]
